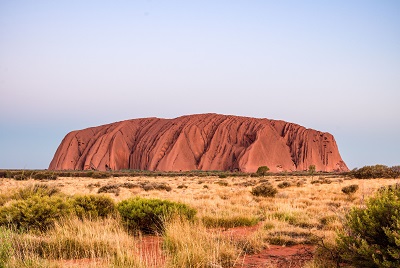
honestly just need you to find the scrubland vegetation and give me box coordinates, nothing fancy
[0,165,399,267]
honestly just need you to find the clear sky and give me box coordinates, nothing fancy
[1,0,399,170]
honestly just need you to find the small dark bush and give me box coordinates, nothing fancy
[235,180,257,187]
[91,172,111,179]
[97,184,120,195]
[251,183,278,197]
[72,195,116,220]
[277,181,291,188]
[296,180,305,187]
[117,197,196,234]
[341,185,359,195]
[142,182,171,192]
[0,195,71,231]
[258,178,270,183]
[319,215,337,226]
[33,172,57,180]
[215,180,229,186]
[120,182,140,189]
[311,177,332,184]
[379,183,400,193]
[337,184,400,267]
[87,182,101,188]
[177,184,188,189]
[13,174,28,180]
[218,174,228,179]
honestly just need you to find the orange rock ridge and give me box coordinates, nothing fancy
[49,114,348,172]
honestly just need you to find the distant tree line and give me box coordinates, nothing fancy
[349,164,400,179]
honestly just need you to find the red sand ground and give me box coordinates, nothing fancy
[140,225,315,268]
[236,245,315,268]
[58,225,315,267]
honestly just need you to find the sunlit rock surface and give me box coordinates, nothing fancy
[49,114,348,172]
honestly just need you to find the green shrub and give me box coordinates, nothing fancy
[337,184,400,267]
[341,184,359,195]
[72,195,116,220]
[251,183,277,197]
[117,197,196,234]
[0,195,72,231]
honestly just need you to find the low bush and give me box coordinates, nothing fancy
[311,177,332,184]
[251,183,278,197]
[117,197,196,234]
[337,184,400,267]
[215,180,229,186]
[0,195,72,231]
[120,182,140,189]
[91,172,111,179]
[72,195,116,220]
[13,174,28,180]
[32,172,57,180]
[341,184,359,195]
[142,182,172,192]
[277,181,291,188]
[97,184,120,195]
[235,180,257,187]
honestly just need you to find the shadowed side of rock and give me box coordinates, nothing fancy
[49,114,349,172]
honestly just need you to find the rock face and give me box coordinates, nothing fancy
[49,114,348,172]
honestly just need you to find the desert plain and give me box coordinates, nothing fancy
[0,173,397,267]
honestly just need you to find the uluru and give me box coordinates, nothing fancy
[49,113,348,172]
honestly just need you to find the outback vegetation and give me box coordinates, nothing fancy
[0,164,399,267]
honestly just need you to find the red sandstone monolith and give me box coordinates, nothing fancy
[49,114,348,172]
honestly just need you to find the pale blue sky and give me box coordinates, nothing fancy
[1,0,399,169]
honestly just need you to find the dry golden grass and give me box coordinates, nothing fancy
[163,218,241,267]
[1,216,157,268]
[1,174,398,267]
